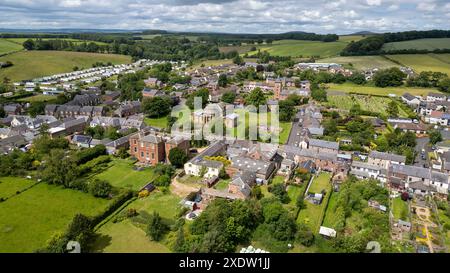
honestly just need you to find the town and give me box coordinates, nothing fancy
[1,24,450,255]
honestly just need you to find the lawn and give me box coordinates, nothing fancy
[144,116,169,129]
[94,158,158,191]
[0,183,110,253]
[0,39,23,55]
[92,192,181,253]
[272,175,285,185]
[214,179,230,190]
[392,197,409,221]
[297,172,332,232]
[318,55,399,70]
[18,94,58,103]
[382,38,450,52]
[0,50,132,82]
[385,54,450,76]
[327,82,440,96]
[286,184,304,207]
[322,190,339,228]
[0,177,38,200]
[326,93,409,117]
[279,122,292,144]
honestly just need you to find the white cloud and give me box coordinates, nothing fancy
[366,0,381,6]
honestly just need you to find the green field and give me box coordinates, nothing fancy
[0,39,23,55]
[0,50,131,82]
[392,197,409,221]
[144,116,169,129]
[297,172,332,232]
[327,82,440,96]
[382,38,450,52]
[0,177,37,200]
[322,190,339,228]
[18,94,57,103]
[385,54,450,76]
[318,55,399,70]
[279,122,292,144]
[0,182,110,252]
[93,192,181,253]
[94,158,158,191]
[326,92,408,117]
[4,38,108,46]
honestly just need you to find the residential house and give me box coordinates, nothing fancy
[368,151,406,169]
[129,132,165,165]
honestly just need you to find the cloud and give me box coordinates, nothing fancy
[0,0,448,34]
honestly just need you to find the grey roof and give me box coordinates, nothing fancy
[231,157,274,176]
[141,134,163,143]
[309,139,339,150]
[72,135,92,144]
[391,164,430,179]
[369,151,406,163]
[402,93,417,101]
[351,160,381,171]
[63,118,86,128]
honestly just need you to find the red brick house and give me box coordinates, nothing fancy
[129,133,165,165]
[165,136,190,162]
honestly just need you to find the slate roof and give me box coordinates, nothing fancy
[369,151,406,163]
[309,139,339,150]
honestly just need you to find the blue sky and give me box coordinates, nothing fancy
[0,0,449,34]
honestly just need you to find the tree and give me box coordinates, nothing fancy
[233,55,244,65]
[296,223,315,247]
[168,147,188,168]
[386,100,399,118]
[153,174,171,187]
[373,68,406,87]
[438,77,450,93]
[23,39,35,50]
[348,73,367,85]
[142,96,172,118]
[173,228,186,252]
[66,214,95,251]
[269,184,289,204]
[88,179,112,198]
[218,74,228,87]
[428,129,442,145]
[246,87,267,107]
[147,212,167,241]
[221,91,236,104]
[279,100,296,122]
[186,88,209,110]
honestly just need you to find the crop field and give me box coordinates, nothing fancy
[318,55,399,70]
[385,54,450,76]
[0,182,110,253]
[382,38,450,51]
[92,192,181,253]
[327,82,440,96]
[326,93,409,117]
[0,39,23,55]
[0,50,131,82]
[94,158,158,191]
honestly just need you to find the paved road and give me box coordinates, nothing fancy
[415,137,430,167]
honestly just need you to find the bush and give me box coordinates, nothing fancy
[88,179,112,198]
[153,174,171,187]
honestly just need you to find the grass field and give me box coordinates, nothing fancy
[4,38,108,46]
[279,122,292,144]
[92,192,180,253]
[18,94,57,103]
[392,197,409,221]
[327,82,440,96]
[382,38,450,51]
[0,39,23,55]
[322,190,339,228]
[0,177,37,200]
[94,158,158,191]
[385,54,450,76]
[144,116,169,129]
[326,93,409,117]
[0,50,131,82]
[0,182,110,252]
[318,55,399,70]
[297,172,332,232]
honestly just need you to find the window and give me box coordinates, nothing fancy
[141,152,144,157]
[152,153,155,159]
[134,147,137,153]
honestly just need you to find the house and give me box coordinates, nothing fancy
[71,135,92,148]
[390,121,428,135]
[227,171,256,199]
[115,101,141,118]
[67,94,100,106]
[307,139,339,154]
[165,135,190,163]
[425,111,449,126]
[368,151,406,169]
[426,92,447,102]
[102,91,121,102]
[228,157,276,183]
[184,141,227,178]
[224,113,238,128]
[350,161,386,183]
[45,104,58,116]
[144,77,161,88]
[62,118,86,135]
[3,104,21,115]
[401,93,421,107]
[129,132,165,165]
[0,135,27,154]
[105,135,131,155]
[142,88,164,98]
[389,164,449,194]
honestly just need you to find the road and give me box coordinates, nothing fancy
[287,109,305,146]
[415,137,430,167]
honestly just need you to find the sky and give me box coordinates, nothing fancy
[0,0,449,34]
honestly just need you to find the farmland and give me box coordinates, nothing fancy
[92,192,181,253]
[0,182,111,253]
[94,158,158,191]
[0,50,132,82]
[385,54,450,76]
[326,92,409,117]
[0,39,23,55]
[382,38,450,52]
[318,55,399,70]
[327,82,440,96]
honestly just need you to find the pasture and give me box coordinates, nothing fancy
[92,192,181,253]
[94,158,158,191]
[318,55,399,70]
[327,82,440,96]
[0,39,23,55]
[0,51,131,82]
[382,38,450,52]
[0,182,110,253]
[385,54,450,76]
[326,92,409,117]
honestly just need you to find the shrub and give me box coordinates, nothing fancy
[88,179,112,198]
